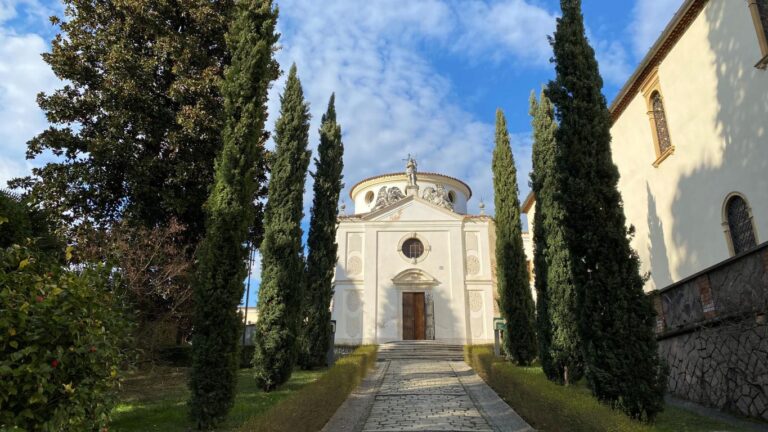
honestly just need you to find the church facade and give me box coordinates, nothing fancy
[331,158,498,345]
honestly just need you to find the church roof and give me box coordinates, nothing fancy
[521,192,536,215]
[349,171,472,200]
[609,0,704,121]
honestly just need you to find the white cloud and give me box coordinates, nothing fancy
[270,0,554,215]
[0,29,59,188]
[0,0,61,33]
[0,0,628,215]
[629,0,684,57]
[593,37,632,89]
[454,0,558,66]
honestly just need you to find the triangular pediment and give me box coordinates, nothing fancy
[392,268,440,286]
[363,196,463,222]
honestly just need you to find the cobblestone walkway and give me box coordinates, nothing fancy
[361,361,498,432]
[322,343,533,432]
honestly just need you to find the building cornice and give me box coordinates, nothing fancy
[609,0,707,122]
[349,171,472,200]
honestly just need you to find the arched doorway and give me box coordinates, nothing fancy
[392,269,439,341]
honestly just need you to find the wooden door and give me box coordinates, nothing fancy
[402,292,426,340]
[413,293,425,340]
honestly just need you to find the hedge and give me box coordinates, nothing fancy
[238,345,377,432]
[466,345,652,432]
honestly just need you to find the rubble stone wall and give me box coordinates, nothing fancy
[652,243,768,421]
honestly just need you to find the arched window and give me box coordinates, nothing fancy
[724,194,757,255]
[651,92,672,155]
[640,69,674,167]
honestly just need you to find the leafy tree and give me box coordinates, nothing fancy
[11,0,239,244]
[0,190,61,257]
[546,0,666,420]
[82,220,194,353]
[187,0,279,427]
[299,94,344,369]
[252,64,311,391]
[493,109,537,366]
[529,90,583,385]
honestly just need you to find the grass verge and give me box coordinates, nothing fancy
[466,345,754,432]
[110,366,323,431]
[238,345,378,432]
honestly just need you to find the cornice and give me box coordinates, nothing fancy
[609,0,707,122]
[349,171,472,200]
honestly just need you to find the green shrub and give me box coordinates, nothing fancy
[0,244,132,431]
[239,345,377,432]
[466,345,651,432]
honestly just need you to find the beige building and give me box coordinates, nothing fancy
[524,0,768,292]
[331,158,498,345]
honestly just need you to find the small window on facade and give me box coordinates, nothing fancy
[725,195,757,255]
[402,238,424,259]
[651,92,672,155]
[640,69,674,167]
[365,191,374,204]
[448,190,456,203]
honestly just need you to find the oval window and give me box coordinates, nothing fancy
[402,238,424,259]
[365,191,374,204]
[448,190,456,203]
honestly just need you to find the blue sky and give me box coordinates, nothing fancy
[0,0,684,305]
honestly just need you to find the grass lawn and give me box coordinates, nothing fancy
[466,345,764,432]
[564,375,753,432]
[110,366,324,432]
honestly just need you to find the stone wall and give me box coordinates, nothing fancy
[651,242,768,420]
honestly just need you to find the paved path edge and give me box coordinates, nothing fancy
[321,360,391,432]
[450,361,536,432]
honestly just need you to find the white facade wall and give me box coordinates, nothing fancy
[611,0,768,291]
[331,194,496,345]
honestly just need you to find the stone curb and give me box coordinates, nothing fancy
[450,361,536,432]
[321,360,391,432]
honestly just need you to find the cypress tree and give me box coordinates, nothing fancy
[188,0,279,427]
[493,109,537,366]
[546,0,666,420]
[252,64,311,391]
[299,95,344,369]
[530,90,583,385]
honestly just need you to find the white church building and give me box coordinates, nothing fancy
[331,158,499,345]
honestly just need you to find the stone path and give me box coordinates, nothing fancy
[323,342,534,432]
[363,360,492,431]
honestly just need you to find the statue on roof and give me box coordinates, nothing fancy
[421,183,453,211]
[405,154,418,187]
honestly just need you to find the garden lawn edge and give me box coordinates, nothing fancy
[238,345,377,432]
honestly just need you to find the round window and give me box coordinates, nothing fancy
[402,238,424,259]
[448,190,456,203]
[365,191,374,204]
